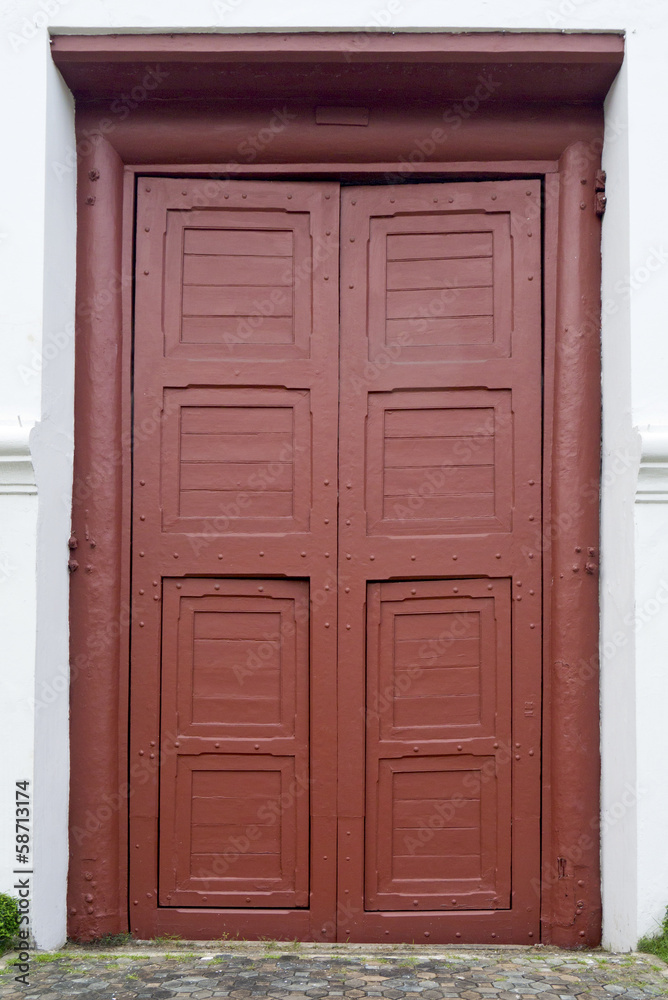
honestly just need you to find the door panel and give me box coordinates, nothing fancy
[365,579,512,911]
[129,179,340,940]
[338,181,542,942]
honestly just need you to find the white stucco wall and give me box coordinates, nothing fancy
[1,0,667,953]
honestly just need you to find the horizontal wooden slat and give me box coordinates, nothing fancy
[190,851,282,877]
[394,798,480,829]
[393,666,480,698]
[394,695,481,727]
[387,257,493,291]
[192,758,281,802]
[194,637,280,668]
[191,789,281,832]
[191,695,282,725]
[386,232,493,261]
[184,228,293,257]
[384,465,494,496]
[183,285,293,317]
[393,827,481,857]
[395,612,480,642]
[181,461,293,492]
[387,286,493,319]
[180,489,293,518]
[384,408,493,438]
[193,611,281,641]
[181,407,293,435]
[383,493,495,520]
[384,436,494,467]
[189,824,279,853]
[394,769,478,798]
[181,431,293,462]
[386,316,494,346]
[394,636,481,669]
[183,254,292,287]
[391,855,481,879]
[192,694,281,726]
[181,315,295,344]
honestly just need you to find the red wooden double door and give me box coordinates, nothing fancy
[130,177,543,942]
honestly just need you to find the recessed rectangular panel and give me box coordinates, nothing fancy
[369,214,512,362]
[160,755,309,907]
[365,756,510,910]
[159,578,310,908]
[164,210,313,359]
[160,387,311,534]
[367,579,511,741]
[162,578,308,738]
[366,389,512,535]
[365,580,512,911]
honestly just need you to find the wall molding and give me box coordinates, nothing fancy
[637,426,668,502]
[0,421,36,494]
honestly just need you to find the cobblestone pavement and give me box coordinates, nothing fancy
[1,945,667,1000]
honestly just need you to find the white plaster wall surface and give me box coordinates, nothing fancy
[1,0,667,952]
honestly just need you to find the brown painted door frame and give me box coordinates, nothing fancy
[61,31,617,947]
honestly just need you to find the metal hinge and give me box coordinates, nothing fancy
[595,169,606,216]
